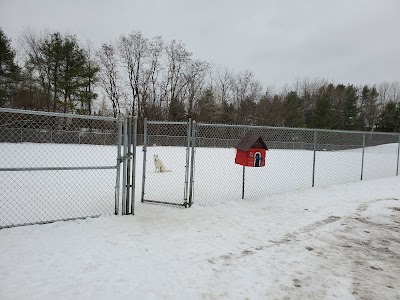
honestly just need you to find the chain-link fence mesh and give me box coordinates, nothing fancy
[141,121,191,206]
[363,133,399,180]
[194,124,314,204]
[191,123,400,206]
[314,131,364,187]
[0,109,120,229]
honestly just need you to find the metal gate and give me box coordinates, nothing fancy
[0,109,137,229]
[141,119,196,207]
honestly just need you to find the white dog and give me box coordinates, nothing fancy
[153,155,171,173]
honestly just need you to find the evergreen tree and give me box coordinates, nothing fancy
[76,49,99,115]
[362,85,379,130]
[239,96,257,124]
[0,29,20,107]
[313,85,334,129]
[343,85,359,130]
[331,84,346,130]
[283,91,306,127]
[195,89,216,122]
[218,99,236,124]
[24,32,99,114]
[59,35,88,113]
[255,95,270,125]
[168,97,186,121]
[377,101,399,132]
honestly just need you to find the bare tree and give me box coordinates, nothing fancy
[146,36,164,119]
[183,59,209,118]
[97,43,120,117]
[213,66,233,105]
[20,28,51,110]
[163,40,191,119]
[389,81,400,103]
[118,31,149,118]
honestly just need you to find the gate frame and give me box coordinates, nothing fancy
[141,118,196,208]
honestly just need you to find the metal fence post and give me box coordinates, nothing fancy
[121,117,128,215]
[396,135,400,176]
[131,116,138,214]
[141,118,148,202]
[361,133,366,180]
[188,120,196,207]
[115,116,123,215]
[242,166,245,199]
[312,130,317,187]
[184,118,192,207]
[125,116,132,215]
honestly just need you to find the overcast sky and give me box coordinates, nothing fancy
[1,0,399,89]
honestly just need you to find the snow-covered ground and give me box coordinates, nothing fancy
[2,143,398,227]
[0,176,399,299]
[1,142,400,298]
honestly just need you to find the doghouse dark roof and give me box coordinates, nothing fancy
[235,132,268,151]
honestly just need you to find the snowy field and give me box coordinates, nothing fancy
[1,143,399,227]
[0,175,400,299]
[143,143,399,205]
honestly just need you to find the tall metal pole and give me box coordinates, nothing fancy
[121,117,128,215]
[361,134,366,180]
[141,118,148,203]
[188,120,196,207]
[312,130,317,187]
[125,116,132,214]
[184,119,192,208]
[241,166,245,199]
[131,116,138,214]
[115,116,123,215]
[396,135,400,176]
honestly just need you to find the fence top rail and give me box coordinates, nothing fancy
[196,122,400,137]
[147,120,187,125]
[0,108,118,122]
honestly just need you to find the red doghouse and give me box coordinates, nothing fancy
[235,132,268,167]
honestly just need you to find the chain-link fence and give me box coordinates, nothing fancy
[141,120,400,207]
[193,123,400,205]
[0,108,123,229]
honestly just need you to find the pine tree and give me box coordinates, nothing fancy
[218,99,236,124]
[239,96,257,125]
[283,91,306,127]
[377,101,399,132]
[23,31,99,114]
[195,89,216,122]
[0,29,20,107]
[168,97,186,121]
[343,85,359,130]
[313,85,334,129]
[362,86,379,130]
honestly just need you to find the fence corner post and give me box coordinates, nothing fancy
[131,116,138,215]
[184,118,192,208]
[396,135,400,176]
[312,130,317,187]
[242,166,245,199]
[141,118,148,203]
[361,133,366,180]
[115,115,123,215]
[188,120,196,207]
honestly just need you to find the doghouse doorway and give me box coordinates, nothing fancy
[254,152,261,167]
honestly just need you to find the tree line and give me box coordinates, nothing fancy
[1,28,399,132]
